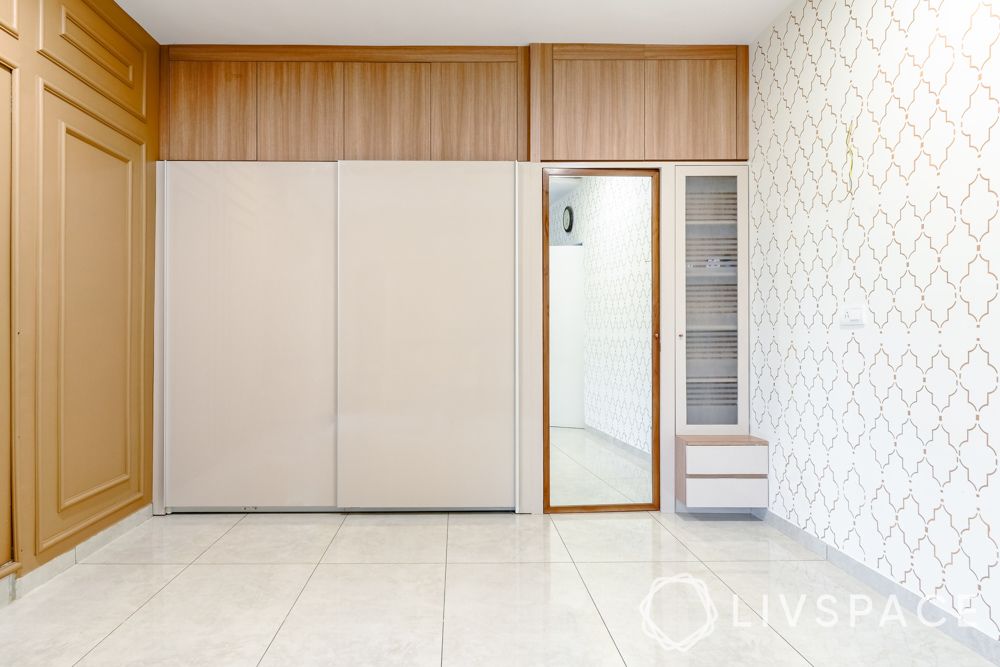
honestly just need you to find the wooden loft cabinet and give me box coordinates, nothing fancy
[157,43,748,162]
[536,44,749,161]
[159,45,528,161]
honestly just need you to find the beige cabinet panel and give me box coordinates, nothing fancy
[164,162,337,509]
[35,87,146,554]
[337,161,515,509]
[39,0,149,117]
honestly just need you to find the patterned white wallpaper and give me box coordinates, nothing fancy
[750,0,1000,639]
[550,177,653,452]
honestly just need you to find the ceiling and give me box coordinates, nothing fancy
[118,0,796,46]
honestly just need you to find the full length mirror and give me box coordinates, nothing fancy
[543,169,660,511]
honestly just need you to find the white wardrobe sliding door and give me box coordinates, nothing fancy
[164,162,337,509]
[337,161,516,509]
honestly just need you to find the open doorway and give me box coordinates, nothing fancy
[543,168,660,513]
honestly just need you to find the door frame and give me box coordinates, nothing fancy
[542,167,661,513]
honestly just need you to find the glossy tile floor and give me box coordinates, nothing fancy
[549,427,653,506]
[0,512,990,666]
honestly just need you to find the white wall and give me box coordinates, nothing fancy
[751,0,1000,639]
[550,176,653,453]
[549,246,585,427]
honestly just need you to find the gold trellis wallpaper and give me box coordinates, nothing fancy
[750,0,999,639]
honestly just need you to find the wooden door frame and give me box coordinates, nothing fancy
[542,167,661,513]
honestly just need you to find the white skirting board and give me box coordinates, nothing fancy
[753,508,1000,665]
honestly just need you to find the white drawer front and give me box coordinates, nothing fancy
[685,477,768,508]
[686,445,768,475]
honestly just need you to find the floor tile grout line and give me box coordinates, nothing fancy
[439,512,450,667]
[71,513,251,666]
[549,515,628,667]
[700,559,817,667]
[647,511,816,667]
[255,514,347,667]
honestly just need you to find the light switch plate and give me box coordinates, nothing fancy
[840,303,867,328]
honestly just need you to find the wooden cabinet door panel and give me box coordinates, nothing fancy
[0,65,10,565]
[168,61,257,160]
[344,62,430,160]
[36,88,146,554]
[645,59,737,160]
[430,62,517,160]
[258,62,343,161]
[551,59,644,160]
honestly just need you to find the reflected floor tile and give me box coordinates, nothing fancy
[79,563,313,666]
[578,561,808,666]
[322,514,447,563]
[442,563,623,666]
[549,450,632,507]
[0,563,183,667]
[446,514,571,563]
[550,427,652,506]
[260,564,444,666]
[82,514,245,564]
[708,560,992,667]
[197,513,344,564]
[552,513,698,562]
[651,513,824,562]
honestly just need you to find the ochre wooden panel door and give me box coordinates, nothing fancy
[258,62,344,161]
[430,62,517,160]
[344,62,430,160]
[0,65,11,565]
[551,59,644,160]
[167,61,257,160]
[35,87,146,556]
[644,59,738,160]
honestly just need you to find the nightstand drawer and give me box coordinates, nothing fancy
[686,445,768,475]
[685,477,768,508]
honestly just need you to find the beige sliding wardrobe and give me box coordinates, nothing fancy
[336,162,517,509]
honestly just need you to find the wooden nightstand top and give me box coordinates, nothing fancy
[676,435,768,446]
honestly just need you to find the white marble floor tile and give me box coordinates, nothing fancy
[197,513,344,564]
[552,513,698,562]
[442,563,624,666]
[708,560,992,667]
[446,513,571,563]
[78,563,313,666]
[577,561,809,666]
[322,513,448,564]
[260,564,445,666]
[81,514,245,564]
[650,512,825,562]
[0,563,182,666]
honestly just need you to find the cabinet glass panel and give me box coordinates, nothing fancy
[685,175,738,425]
